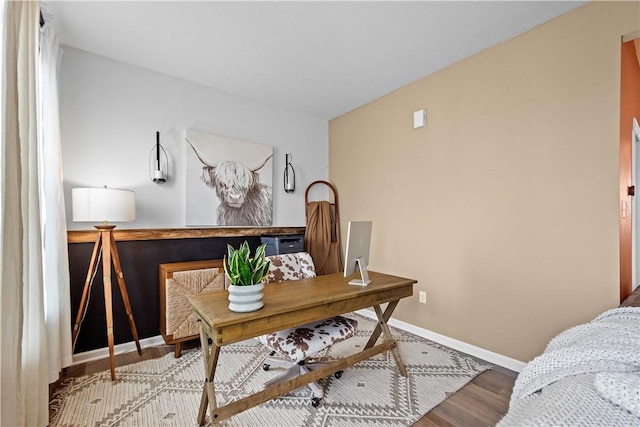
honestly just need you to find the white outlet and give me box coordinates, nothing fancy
[419,291,426,304]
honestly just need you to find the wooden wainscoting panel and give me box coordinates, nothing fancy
[68,226,306,243]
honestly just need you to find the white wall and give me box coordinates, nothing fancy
[60,47,328,230]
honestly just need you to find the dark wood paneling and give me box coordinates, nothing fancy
[69,234,275,353]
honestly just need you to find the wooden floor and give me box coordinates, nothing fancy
[50,342,518,427]
[412,362,517,426]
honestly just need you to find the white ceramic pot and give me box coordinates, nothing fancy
[227,282,265,312]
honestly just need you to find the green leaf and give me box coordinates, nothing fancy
[223,241,271,286]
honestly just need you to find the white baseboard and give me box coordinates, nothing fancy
[72,313,527,373]
[71,335,166,366]
[354,309,527,373]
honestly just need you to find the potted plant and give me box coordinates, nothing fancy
[223,241,271,312]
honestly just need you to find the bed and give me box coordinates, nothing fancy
[497,306,640,426]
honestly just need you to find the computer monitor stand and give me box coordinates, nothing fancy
[348,257,371,286]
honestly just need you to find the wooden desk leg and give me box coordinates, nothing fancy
[197,324,220,426]
[364,300,400,349]
[372,304,407,377]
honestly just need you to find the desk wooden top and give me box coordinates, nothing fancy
[188,271,416,346]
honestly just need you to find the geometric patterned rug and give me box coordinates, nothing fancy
[50,313,489,427]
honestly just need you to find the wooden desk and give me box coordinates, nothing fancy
[188,270,416,425]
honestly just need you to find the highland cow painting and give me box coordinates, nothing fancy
[185,130,273,226]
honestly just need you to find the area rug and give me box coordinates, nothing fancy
[50,313,489,426]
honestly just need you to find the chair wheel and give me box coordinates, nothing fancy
[311,397,321,407]
[263,364,270,371]
[335,370,343,379]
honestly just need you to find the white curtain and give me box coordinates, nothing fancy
[39,9,73,385]
[1,1,71,425]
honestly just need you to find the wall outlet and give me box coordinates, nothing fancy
[419,291,427,304]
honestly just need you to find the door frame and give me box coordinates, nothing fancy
[632,117,640,290]
[619,35,639,302]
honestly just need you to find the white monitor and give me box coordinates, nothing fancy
[343,221,372,286]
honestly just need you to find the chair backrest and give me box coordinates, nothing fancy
[265,252,316,284]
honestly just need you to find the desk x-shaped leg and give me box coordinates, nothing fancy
[364,301,407,377]
[196,299,407,426]
[197,322,219,426]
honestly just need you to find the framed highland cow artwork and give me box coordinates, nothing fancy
[185,130,273,226]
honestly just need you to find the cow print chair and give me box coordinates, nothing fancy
[259,252,358,407]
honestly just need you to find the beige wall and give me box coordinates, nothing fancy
[329,1,640,362]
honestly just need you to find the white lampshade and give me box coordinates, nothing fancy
[72,187,136,223]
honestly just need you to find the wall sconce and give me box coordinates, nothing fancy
[284,153,295,193]
[150,131,168,183]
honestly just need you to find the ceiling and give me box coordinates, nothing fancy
[41,1,587,120]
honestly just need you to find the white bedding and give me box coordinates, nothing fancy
[498,307,640,426]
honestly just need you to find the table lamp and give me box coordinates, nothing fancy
[71,186,142,381]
